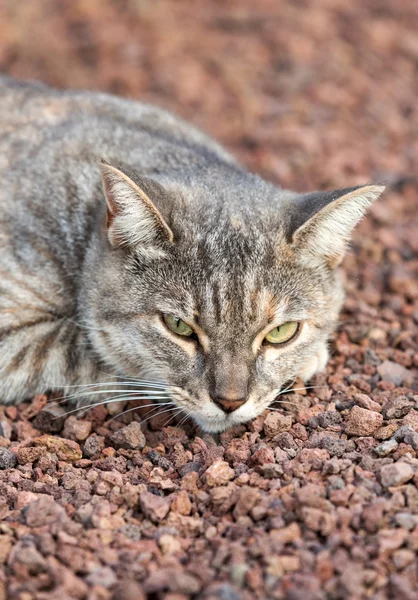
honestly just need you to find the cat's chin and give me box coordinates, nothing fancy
[192,409,255,433]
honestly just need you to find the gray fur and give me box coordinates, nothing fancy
[0,76,384,432]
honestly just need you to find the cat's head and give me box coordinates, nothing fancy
[84,161,384,432]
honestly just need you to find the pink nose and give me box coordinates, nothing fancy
[212,397,246,413]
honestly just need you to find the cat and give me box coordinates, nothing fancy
[0,75,384,432]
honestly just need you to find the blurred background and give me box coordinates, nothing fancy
[0,0,417,194]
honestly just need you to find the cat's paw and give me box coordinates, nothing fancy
[298,345,329,382]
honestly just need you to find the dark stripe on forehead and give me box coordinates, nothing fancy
[210,281,223,325]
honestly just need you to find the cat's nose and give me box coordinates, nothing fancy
[212,396,247,413]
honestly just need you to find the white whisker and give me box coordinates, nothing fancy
[57,398,174,419]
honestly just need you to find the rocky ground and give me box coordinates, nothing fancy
[0,1,418,599]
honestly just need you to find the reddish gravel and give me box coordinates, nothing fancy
[1,1,418,599]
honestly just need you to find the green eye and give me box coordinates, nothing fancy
[163,314,194,337]
[265,321,299,344]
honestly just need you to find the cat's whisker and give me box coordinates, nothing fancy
[268,402,300,409]
[53,388,171,404]
[108,403,178,424]
[60,380,170,390]
[56,398,174,419]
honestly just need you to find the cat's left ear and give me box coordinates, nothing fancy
[289,184,385,268]
[100,160,174,255]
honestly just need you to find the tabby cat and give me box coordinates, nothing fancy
[0,76,384,432]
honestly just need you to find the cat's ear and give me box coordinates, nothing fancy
[289,184,385,268]
[99,160,174,253]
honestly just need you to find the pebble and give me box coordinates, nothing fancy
[0,419,12,439]
[139,490,170,522]
[111,421,146,450]
[33,435,82,461]
[382,396,414,419]
[345,406,383,436]
[205,461,235,486]
[374,439,398,456]
[112,580,146,600]
[377,361,410,387]
[33,404,67,432]
[14,445,46,464]
[171,490,192,515]
[83,433,105,458]
[62,416,92,442]
[380,462,415,487]
[263,412,292,437]
[0,447,17,469]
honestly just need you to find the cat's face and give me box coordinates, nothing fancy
[84,163,383,432]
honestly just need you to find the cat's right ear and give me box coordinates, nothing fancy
[288,184,384,269]
[99,160,174,255]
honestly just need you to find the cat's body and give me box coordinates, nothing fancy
[0,76,383,431]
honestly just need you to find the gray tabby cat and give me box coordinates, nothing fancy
[0,76,384,432]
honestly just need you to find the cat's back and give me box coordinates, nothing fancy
[0,75,237,289]
[0,76,234,176]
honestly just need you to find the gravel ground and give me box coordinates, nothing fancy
[1,1,418,599]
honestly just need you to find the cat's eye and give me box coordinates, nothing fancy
[163,314,194,337]
[264,321,299,345]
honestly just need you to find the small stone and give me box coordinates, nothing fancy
[112,580,146,600]
[375,423,399,440]
[0,447,17,469]
[83,434,105,458]
[147,450,172,470]
[33,404,67,432]
[353,393,381,412]
[300,507,336,535]
[260,463,284,478]
[377,361,410,387]
[158,534,182,555]
[16,491,38,509]
[139,491,170,522]
[14,445,46,464]
[378,528,408,554]
[393,425,418,449]
[394,513,418,530]
[225,439,251,464]
[33,435,82,461]
[233,486,259,518]
[0,420,12,440]
[62,416,92,442]
[315,411,343,428]
[86,566,117,588]
[249,445,275,466]
[9,540,46,574]
[393,549,416,569]
[270,522,301,545]
[168,571,201,595]
[111,422,146,450]
[263,412,292,437]
[24,495,66,527]
[171,490,192,515]
[382,396,414,419]
[375,439,398,456]
[345,406,383,436]
[205,460,235,487]
[380,462,414,487]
